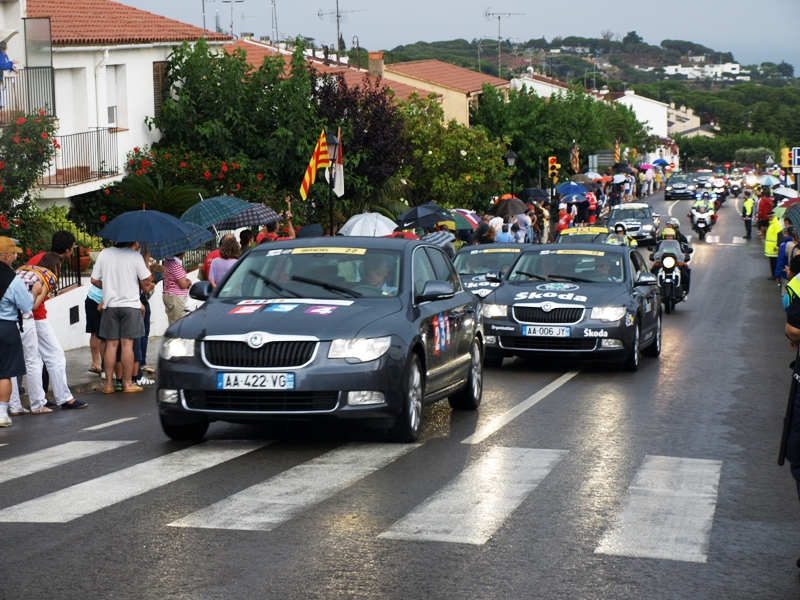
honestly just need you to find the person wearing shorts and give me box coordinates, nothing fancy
[85,283,104,374]
[91,241,153,394]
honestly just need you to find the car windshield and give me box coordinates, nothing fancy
[610,206,651,220]
[508,249,625,284]
[453,248,521,276]
[670,176,691,184]
[217,247,402,299]
[556,228,609,244]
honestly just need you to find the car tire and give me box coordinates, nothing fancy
[643,311,662,357]
[160,415,209,441]
[484,353,504,368]
[449,339,483,411]
[388,354,424,443]
[622,322,641,372]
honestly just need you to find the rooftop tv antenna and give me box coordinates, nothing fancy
[318,1,366,62]
[484,7,525,78]
[270,0,279,45]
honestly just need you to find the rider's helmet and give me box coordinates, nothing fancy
[744,189,752,197]
[704,182,712,189]
[662,227,676,238]
[668,217,681,230]
[614,223,627,234]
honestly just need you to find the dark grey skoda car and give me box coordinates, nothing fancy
[157,238,483,442]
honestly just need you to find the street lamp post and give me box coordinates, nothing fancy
[326,133,340,235]
[505,150,517,193]
[220,0,244,37]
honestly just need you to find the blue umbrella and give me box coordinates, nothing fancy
[180,195,251,229]
[562,193,587,203]
[556,182,589,196]
[97,209,213,259]
[653,159,668,166]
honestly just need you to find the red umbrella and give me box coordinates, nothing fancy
[383,231,419,240]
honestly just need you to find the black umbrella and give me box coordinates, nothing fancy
[614,162,630,169]
[519,188,548,201]
[296,223,324,238]
[491,198,529,216]
[397,204,448,229]
[619,167,636,175]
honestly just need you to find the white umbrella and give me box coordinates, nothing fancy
[586,171,602,180]
[339,212,397,237]
[774,186,800,199]
[612,174,627,184]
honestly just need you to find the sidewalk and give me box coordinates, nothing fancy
[19,337,163,405]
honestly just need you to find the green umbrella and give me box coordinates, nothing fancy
[447,211,476,230]
[180,195,251,229]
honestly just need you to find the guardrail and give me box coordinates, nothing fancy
[39,128,119,187]
[0,66,54,122]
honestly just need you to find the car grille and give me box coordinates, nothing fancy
[625,225,641,233]
[203,340,317,368]
[513,306,584,324]
[183,390,339,412]
[499,336,597,351]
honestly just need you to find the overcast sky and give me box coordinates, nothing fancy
[120,0,800,68]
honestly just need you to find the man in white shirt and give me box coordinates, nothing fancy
[91,242,154,393]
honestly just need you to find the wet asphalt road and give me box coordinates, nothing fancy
[1,190,799,599]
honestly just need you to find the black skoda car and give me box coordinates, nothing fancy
[607,203,661,247]
[157,238,483,442]
[481,243,661,370]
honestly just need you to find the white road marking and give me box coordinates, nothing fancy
[705,235,720,244]
[169,443,419,531]
[594,455,722,563]
[0,444,7,448]
[667,200,679,217]
[731,236,746,244]
[82,417,138,431]
[379,447,567,545]
[0,441,136,485]
[462,370,580,445]
[0,440,268,523]
[735,196,741,215]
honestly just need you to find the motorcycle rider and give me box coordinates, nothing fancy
[651,227,691,294]
[690,193,719,225]
[742,190,755,239]
[667,218,689,246]
[607,223,638,247]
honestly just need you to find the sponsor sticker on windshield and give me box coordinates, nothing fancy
[555,250,605,256]
[229,305,263,315]
[305,305,338,315]
[238,299,271,305]
[264,304,299,313]
[564,227,608,234]
[266,298,354,306]
[291,247,367,255]
[469,248,521,254]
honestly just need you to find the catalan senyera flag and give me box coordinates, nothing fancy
[614,138,620,163]
[299,131,331,200]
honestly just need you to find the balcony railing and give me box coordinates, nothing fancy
[0,66,55,122]
[39,128,120,187]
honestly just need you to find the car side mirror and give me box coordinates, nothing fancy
[635,273,658,286]
[649,254,655,261]
[416,280,455,303]
[485,271,502,283]
[190,281,213,301]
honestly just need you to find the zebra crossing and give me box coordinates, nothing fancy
[0,439,723,562]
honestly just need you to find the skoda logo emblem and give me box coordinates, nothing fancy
[536,283,580,292]
[248,333,265,348]
[541,302,554,312]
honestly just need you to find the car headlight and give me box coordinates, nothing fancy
[666,186,673,191]
[161,338,195,360]
[662,255,677,269]
[590,306,626,322]
[688,185,696,190]
[482,304,508,319]
[642,224,654,231]
[328,336,391,362]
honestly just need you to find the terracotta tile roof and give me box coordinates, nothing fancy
[384,60,509,94]
[229,40,431,102]
[26,0,231,47]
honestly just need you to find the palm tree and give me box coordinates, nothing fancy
[113,173,205,217]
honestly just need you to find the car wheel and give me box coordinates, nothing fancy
[643,311,661,357]
[484,353,504,368]
[388,354,424,443]
[622,322,641,372]
[449,339,483,411]
[160,415,209,441]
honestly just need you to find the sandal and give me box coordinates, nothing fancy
[31,406,53,415]
[102,388,116,394]
[122,386,143,393]
[10,407,31,416]
[88,366,102,375]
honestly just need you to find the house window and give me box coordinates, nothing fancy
[153,61,168,119]
[107,65,117,126]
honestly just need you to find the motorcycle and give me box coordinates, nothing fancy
[729,180,741,198]
[712,179,728,204]
[688,200,716,240]
[650,241,692,314]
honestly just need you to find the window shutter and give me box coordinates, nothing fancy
[153,61,168,119]
[106,65,117,107]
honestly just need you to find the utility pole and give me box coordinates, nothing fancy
[318,2,365,63]
[484,7,525,78]
[270,0,279,45]
[221,0,244,37]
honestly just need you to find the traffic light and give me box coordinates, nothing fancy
[782,147,791,168]
[548,156,560,181]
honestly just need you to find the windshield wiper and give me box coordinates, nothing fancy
[546,274,593,283]
[291,275,362,298]
[248,270,301,298]
[515,271,546,281]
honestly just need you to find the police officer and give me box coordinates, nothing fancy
[0,237,42,428]
[667,218,689,246]
[766,210,784,279]
[742,190,755,239]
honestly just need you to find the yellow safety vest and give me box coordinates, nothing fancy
[788,276,800,303]
[743,197,754,217]
[765,218,782,258]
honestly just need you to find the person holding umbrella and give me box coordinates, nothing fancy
[91,241,154,394]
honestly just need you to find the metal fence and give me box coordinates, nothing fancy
[39,128,119,187]
[0,66,54,123]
